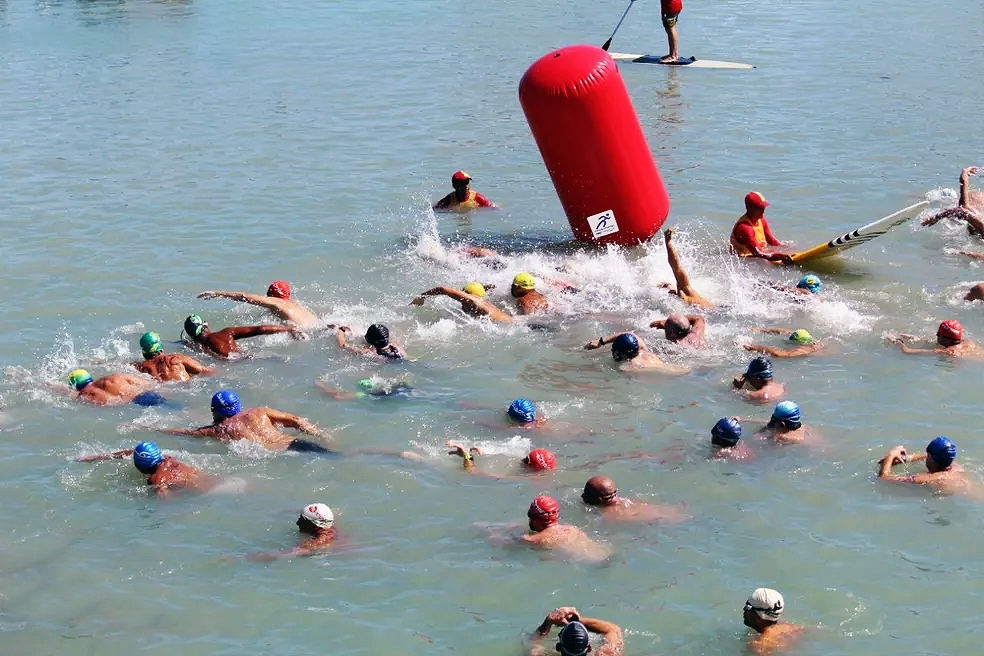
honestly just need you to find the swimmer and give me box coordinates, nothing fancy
[64,369,154,406]
[527,606,624,656]
[892,319,984,357]
[446,441,556,478]
[710,417,754,461]
[512,273,550,315]
[756,401,807,444]
[877,436,969,494]
[181,314,302,359]
[743,588,806,655]
[337,324,406,360]
[248,503,342,561]
[921,167,984,235]
[964,282,984,301]
[410,282,514,322]
[730,192,793,264]
[132,332,216,382]
[433,170,496,211]
[584,332,690,375]
[649,313,706,347]
[197,280,326,328]
[315,378,412,400]
[580,475,689,523]
[658,227,714,308]
[159,390,335,453]
[744,328,826,358]
[732,357,785,402]
[78,441,230,497]
[768,274,823,298]
[505,398,549,429]
[518,495,610,562]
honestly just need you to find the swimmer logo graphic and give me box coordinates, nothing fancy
[587,209,619,239]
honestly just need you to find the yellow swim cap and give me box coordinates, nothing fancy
[462,282,485,297]
[512,272,535,290]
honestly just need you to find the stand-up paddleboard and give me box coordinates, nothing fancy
[789,201,930,264]
[609,53,754,69]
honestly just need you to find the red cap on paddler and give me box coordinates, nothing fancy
[525,448,556,471]
[267,280,291,299]
[452,170,472,183]
[528,495,559,519]
[938,319,962,341]
[745,191,770,208]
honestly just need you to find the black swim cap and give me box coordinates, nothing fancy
[365,324,390,348]
[557,621,590,656]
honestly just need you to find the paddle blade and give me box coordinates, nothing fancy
[601,38,612,51]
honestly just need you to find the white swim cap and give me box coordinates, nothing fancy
[745,588,784,621]
[301,503,334,529]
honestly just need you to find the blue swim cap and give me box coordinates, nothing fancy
[926,436,957,469]
[133,441,163,474]
[797,274,822,294]
[611,333,640,361]
[711,417,742,447]
[771,401,801,428]
[557,621,591,656]
[211,390,241,418]
[132,391,167,407]
[508,398,536,423]
[746,356,773,379]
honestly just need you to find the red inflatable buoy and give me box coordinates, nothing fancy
[519,45,670,246]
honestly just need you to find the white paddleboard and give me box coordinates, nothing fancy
[789,201,930,263]
[609,52,754,70]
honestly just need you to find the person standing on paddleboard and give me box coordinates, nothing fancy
[433,170,495,212]
[730,192,793,264]
[658,0,683,63]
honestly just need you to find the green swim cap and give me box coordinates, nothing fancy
[789,329,813,344]
[68,369,94,390]
[140,331,163,357]
[358,378,374,390]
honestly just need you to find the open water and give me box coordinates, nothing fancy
[1,0,984,653]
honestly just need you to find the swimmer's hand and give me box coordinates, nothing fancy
[338,326,352,333]
[733,375,746,389]
[538,607,580,634]
[879,445,908,466]
[445,441,470,458]
[583,339,603,350]
[963,166,979,177]
[197,291,219,299]
[482,284,496,291]
[650,320,666,329]
[409,296,425,306]
[769,253,794,265]
[289,329,308,340]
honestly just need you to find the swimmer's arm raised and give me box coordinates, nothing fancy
[336,326,368,354]
[877,446,908,479]
[197,290,273,307]
[579,616,624,654]
[264,408,332,441]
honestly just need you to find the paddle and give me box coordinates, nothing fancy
[601,0,636,52]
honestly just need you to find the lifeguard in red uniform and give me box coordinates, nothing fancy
[433,170,495,212]
[730,192,792,264]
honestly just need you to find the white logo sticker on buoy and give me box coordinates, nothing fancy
[587,209,619,239]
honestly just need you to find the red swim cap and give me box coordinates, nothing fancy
[938,319,963,341]
[525,448,556,470]
[528,495,559,519]
[267,280,291,299]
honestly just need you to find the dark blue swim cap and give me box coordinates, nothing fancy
[770,401,801,429]
[926,436,957,469]
[211,390,241,418]
[508,398,536,423]
[611,333,639,361]
[557,621,591,656]
[133,441,163,474]
[746,356,773,379]
[711,417,742,447]
[132,391,167,407]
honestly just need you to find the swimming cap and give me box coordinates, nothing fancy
[745,356,773,379]
[365,324,390,348]
[210,390,241,418]
[508,398,536,423]
[745,191,770,209]
[789,329,813,344]
[301,503,334,529]
[139,331,163,358]
[267,280,291,299]
[358,378,374,390]
[711,417,742,447]
[133,441,163,474]
[525,448,556,470]
[451,170,471,183]
[512,272,536,290]
[796,274,822,294]
[745,588,784,622]
[132,391,167,407]
[462,281,486,297]
[611,333,640,361]
[528,495,560,520]
[771,401,801,428]
[184,314,207,338]
[926,436,957,469]
[557,621,591,656]
[937,319,963,342]
[68,369,94,391]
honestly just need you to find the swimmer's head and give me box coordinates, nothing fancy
[744,588,784,626]
[358,378,375,390]
[556,621,591,656]
[267,280,291,299]
[365,324,390,348]
[508,398,536,423]
[139,331,163,358]
[769,401,801,430]
[210,390,241,419]
[926,436,957,471]
[937,319,963,344]
[711,417,742,447]
[745,356,773,380]
[512,272,536,291]
[68,369,94,391]
[183,314,208,339]
[527,495,559,531]
[297,502,334,531]
[581,476,618,507]
[796,274,822,294]
[744,191,770,212]
[451,170,471,188]
[462,281,486,297]
[664,314,691,341]
[789,329,813,344]
[133,441,164,474]
[523,448,556,471]
[611,333,640,361]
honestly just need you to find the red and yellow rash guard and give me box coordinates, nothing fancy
[433,190,493,211]
[661,0,682,14]
[730,214,779,257]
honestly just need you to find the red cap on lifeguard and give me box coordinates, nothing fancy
[745,191,770,208]
[452,170,472,183]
